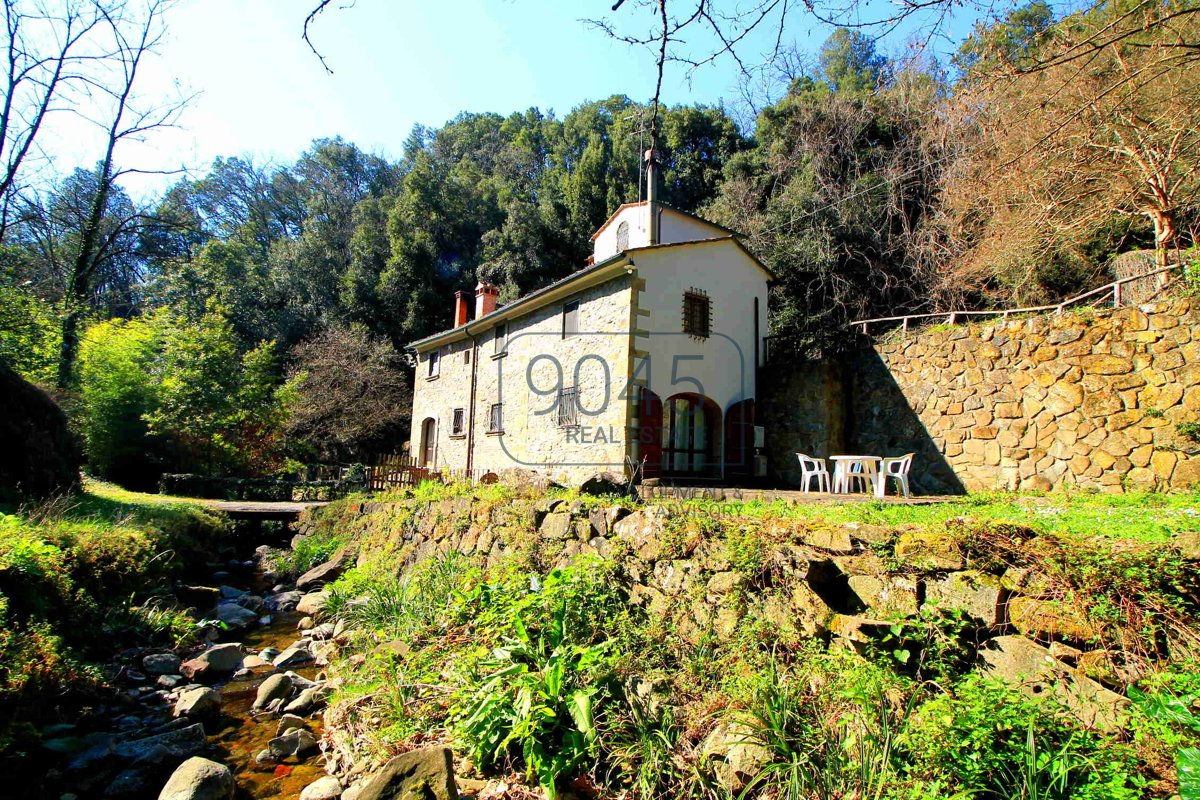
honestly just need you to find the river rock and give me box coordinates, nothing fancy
[180,644,243,681]
[253,673,294,711]
[296,591,330,616]
[218,585,247,599]
[264,591,303,612]
[106,767,152,797]
[157,756,234,800]
[173,687,221,721]
[298,616,315,631]
[114,722,206,764]
[296,551,351,591]
[357,747,458,800]
[299,776,343,800]
[176,585,221,609]
[284,686,327,716]
[215,602,258,629]
[267,727,319,759]
[273,642,315,668]
[142,653,182,676]
[276,714,306,736]
[309,623,336,641]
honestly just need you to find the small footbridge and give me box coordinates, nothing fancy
[197,499,329,535]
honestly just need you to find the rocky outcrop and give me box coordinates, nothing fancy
[0,363,80,500]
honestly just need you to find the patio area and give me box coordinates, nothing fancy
[638,483,958,504]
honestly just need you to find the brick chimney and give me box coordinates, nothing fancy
[453,290,469,327]
[475,281,499,318]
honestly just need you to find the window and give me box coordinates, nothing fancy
[451,407,465,436]
[488,402,504,433]
[562,299,580,338]
[463,349,471,365]
[615,220,629,251]
[427,350,440,377]
[494,322,507,355]
[557,386,580,427]
[682,289,711,338]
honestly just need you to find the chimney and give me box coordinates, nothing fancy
[644,144,662,245]
[475,281,499,318]
[453,290,469,327]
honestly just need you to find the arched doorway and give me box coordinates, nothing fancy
[725,399,755,478]
[419,417,437,468]
[663,394,721,477]
[636,388,663,479]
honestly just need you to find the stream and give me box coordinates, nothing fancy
[42,527,340,800]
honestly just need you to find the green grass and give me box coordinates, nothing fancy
[654,491,1200,544]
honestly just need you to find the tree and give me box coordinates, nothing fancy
[936,0,1200,299]
[285,325,411,462]
[0,0,112,236]
[55,0,186,389]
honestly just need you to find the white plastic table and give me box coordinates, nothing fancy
[829,455,884,498]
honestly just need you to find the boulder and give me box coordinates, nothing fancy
[284,686,328,716]
[357,747,458,800]
[612,506,670,561]
[253,673,294,711]
[0,363,80,499]
[1007,597,1097,642]
[273,643,315,669]
[276,714,306,736]
[114,723,206,764]
[300,776,343,800]
[106,768,153,797]
[193,643,243,674]
[215,602,258,629]
[264,591,304,612]
[700,721,770,794]
[923,570,1005,626]
[218,585,247,599]
[142,653,182,676]
[539,512,573,540]
[894,532,965,571]
[578,472,627,496]
[296,591,330,616]
[173,687,221,722]
[1175,531,1200,561]
[267,727,319,759]
[979,635,1129,731]
[176,585,221,609]
[157,757,234,800]
[846,575,918,618]
[296,551,352,591]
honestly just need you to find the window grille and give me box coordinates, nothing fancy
[488,402,504,433]
[427,350,440,377]
[616,220,630,251]
[682,289,711,338]
[562,300,580,338]
[452,408,465,435]
[557,386,580,427]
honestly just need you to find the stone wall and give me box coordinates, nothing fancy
[763,297,1200,493]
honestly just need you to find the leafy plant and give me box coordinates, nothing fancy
[457,593,617,798]
[1179,421,1200,445]
[1130,683,1200,799]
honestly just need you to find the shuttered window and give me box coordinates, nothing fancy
[562,300,580,338]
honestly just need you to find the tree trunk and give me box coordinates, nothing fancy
[1149,208,1177,271]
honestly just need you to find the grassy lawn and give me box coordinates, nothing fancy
[650,491,1200,543]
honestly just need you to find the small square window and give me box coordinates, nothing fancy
[427,350,440,377]
[488,402,504,433]
[683,290,711,338]
[494,323,507,355]
[557,386,580,427]
[452,408,465,436]
[562,300,580,339]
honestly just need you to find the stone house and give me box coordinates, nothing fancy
[406,152,772,484]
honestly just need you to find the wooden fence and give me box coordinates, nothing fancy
[365,454,495,491]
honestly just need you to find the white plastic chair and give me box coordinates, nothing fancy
[843,460,877,494]
[880,453,915,497]
[796,453,830,493]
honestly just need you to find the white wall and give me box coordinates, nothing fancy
[592,204,651,262]
[634,239,768,423]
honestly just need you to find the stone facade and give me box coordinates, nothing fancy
[764,297,1200,493]
[409,277,635,485]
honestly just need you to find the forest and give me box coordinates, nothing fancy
[1,0,1197,487]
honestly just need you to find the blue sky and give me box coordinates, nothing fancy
[43,0,986,197]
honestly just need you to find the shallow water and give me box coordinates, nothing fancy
[206,601,327,798]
